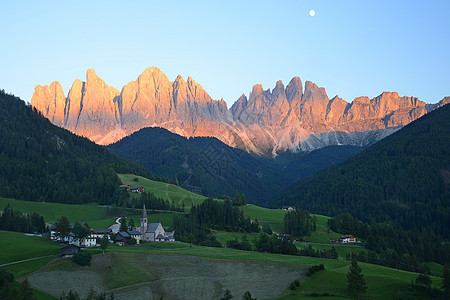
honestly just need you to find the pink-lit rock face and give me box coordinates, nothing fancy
[31,81,66,127]
[31,67,448,156]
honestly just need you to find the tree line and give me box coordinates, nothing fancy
[0,90,157,206]
[277,103,450,240]
[110,189,184,212]
[284,209,317,237]
[329,213,450,272]
[0,204,45,233]
[174,198,258,246]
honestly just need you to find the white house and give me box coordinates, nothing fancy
[341,235,357,243]
[280,206,296,211]
[49,222,99,247]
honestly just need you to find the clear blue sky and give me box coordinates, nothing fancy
[1,0,449,106]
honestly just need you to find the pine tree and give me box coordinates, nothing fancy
[20,278,35,300]
[220,289,233,300]
[119,217,128,232]
[72,221,91,245]
[347,259,367,299]
[442,264,449,297]
[55,216,71,241]
[128,218,135,230]
[242,291,256,300]
[100,235,109,255]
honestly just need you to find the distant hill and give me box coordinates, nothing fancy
[277,104,450,238]
[108,127,364,204]
[0,90,152,204]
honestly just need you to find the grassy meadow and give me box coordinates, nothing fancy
[0,197,107,223]
[0,228,445,299]
[118,173,210,209]
[0,178,445,299]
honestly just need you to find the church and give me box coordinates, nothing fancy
[140,204,175,242]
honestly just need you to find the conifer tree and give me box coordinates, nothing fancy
[347,259,367,299]
[72,221,91,244]
[442,264,449,297]
[55,216,71,241]
[119,217,128,232]
[100,235,109,255]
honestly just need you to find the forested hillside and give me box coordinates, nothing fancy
[108,127,363,204]
[0,90,152,204]
[277,103,450,238]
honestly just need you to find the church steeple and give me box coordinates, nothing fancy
[140,204,148,234]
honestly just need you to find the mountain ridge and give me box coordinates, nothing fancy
[31,67,450,156]
[107,126,365,203]
[276,103,450,238]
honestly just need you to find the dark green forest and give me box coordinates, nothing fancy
[277,103,450,239]
[0,90,153,204]
[174,198,259,246]
[329,213,450,272]
[107,126,363,204]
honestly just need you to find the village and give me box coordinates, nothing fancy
[49,190,359,257]
[50,201,175,257]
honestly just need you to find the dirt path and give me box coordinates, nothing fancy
[0,255,55,267]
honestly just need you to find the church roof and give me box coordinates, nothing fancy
[141,204,147,219]
[146,223,161,233]
[127,230,142,235]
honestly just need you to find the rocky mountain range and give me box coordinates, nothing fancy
[31,67,449,156]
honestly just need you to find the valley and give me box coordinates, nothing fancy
[2,2,450,299]
[0,176,446,299]
[0,87,448,299]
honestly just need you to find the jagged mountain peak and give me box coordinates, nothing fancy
[31,67,447,156]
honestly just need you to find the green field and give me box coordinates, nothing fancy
[1,187,445,299]
[296,242,366,259]
[0,197,107,223]
[214,231,259,245]
[0,196,179,231]
[1,232,444,299]
[0,231,61,265]
[240,204,332,235]
[118,174,210,209]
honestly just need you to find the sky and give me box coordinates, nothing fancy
[1,0,449,106]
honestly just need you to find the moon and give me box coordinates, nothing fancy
[309,10,316,17]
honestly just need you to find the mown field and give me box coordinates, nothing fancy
[7,235,442,300]
[0,196,179,231]
[28,251,306,300]
[240,204,331,236]
[0,197,107,223]
[1,182,445,299]
[1,229,445,300]
[118,174,210,209]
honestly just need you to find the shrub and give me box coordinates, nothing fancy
[72,251,92,266]
[129,238,137,245]
[294,279,300,287]
[307,264,325,277]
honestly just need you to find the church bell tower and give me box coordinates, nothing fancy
[140,204,148,234]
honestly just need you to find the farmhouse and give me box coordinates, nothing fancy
[90,228,112,239]
[60,244,81,257]
[128,186,145,194]
[50,222,110,247]
[341,235,357,243]
[280,206,296,211]
[115,230,143,245]
[140,204,175,242]
[331,234,357,243]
